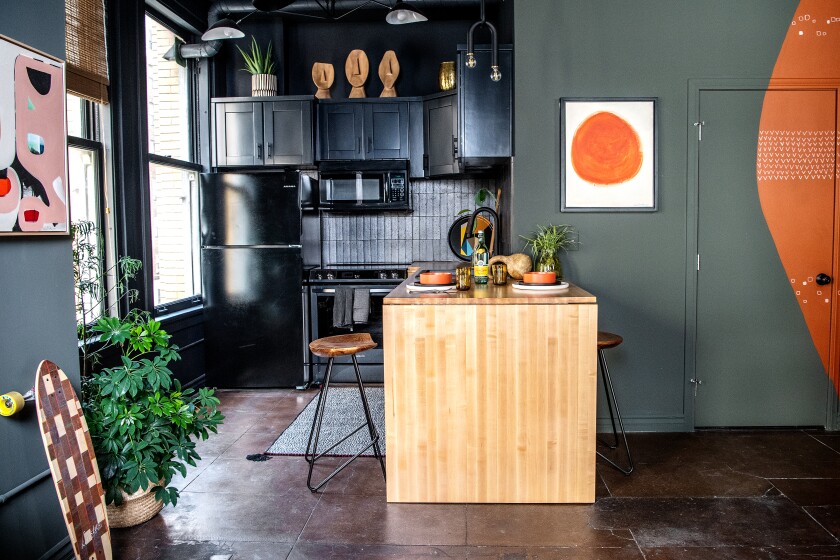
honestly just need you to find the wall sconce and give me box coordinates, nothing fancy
[466,0,500,82]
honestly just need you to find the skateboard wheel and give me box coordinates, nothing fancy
[0,391,25,416]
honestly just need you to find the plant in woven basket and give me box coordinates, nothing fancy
[82,310,224,508]
[521,224,578,279]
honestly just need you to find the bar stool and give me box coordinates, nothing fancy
[596,331,634,475]
[305,333,386,492]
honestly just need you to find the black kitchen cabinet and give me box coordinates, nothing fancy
[424,92,459,176]
[212,96,313,167]
[423,45,513,177]
[458,44,513,163]
[317,99,410,161]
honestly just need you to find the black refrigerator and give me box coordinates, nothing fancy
[200,171,304,388]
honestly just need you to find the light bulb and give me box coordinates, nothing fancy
[466,52,476,68]
[490,65,501,82]
[397,11,406,21]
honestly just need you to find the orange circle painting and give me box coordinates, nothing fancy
[571,112,643,185]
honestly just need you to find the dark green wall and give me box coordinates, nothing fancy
[513,0,798,430]
[0,2,80,558]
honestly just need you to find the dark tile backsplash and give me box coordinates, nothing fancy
[320,177,494,265]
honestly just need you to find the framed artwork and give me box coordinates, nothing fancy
[0,34,68,235]
[560,97,657,212]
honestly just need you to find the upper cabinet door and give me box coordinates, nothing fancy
[365,102,409,160]
[263,100,314,166]
[424,93,459,176]
[214,102,264,166]
[318,103,365,160]
[458,45,513,160]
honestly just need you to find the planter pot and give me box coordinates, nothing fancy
[251,73,277,97]
[536,252,563,280]
[106,485,163,528]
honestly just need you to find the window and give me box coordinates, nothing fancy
[145,14,202,313]
[68,93,110,324]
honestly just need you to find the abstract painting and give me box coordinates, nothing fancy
[560,98,657,212]
[0,35,68,235]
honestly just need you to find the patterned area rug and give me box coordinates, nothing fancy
[265,387,385,457]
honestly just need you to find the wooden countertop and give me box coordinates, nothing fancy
[385,270,596,305]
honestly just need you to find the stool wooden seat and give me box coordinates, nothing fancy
[305,333,386,492]
[597,331,623,350]
[596,331,634,475]
[309,333,377,358]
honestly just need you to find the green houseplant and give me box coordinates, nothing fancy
[72,222,224,527]
[237,36,277,96]
[521,224,578,280]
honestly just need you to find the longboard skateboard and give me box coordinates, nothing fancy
[35,360,111,559]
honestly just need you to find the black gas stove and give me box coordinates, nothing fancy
[306,263,409,284]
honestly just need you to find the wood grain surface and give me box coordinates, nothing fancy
[384,301,598,503]
[385,279,596,305]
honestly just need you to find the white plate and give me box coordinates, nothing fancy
[511,281,570,292]
[406,283,457,293]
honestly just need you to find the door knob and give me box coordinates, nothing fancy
[816,273,832,285]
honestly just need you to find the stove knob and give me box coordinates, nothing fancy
[354,273,361,279]
[391,271,400,279]
[316,273,323,280]
[379,272,388,279]
[326,273,335,280]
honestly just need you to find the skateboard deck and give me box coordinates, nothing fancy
[35,360,111,560]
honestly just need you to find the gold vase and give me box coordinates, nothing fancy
[439,61,456,91]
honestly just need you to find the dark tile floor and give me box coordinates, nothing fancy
[112,389,840,559]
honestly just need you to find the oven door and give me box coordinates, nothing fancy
[307,285,395,383]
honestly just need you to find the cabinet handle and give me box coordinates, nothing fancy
[367,136,372,154]
[257,143,263,160]
[267,143,273,159]
[356,137,361,154]
[452,136,458,157]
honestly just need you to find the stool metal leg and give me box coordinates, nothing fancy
[597,349,620,451]
[306,356,385,492]
[352,354,386,480]
[596,349,634,475]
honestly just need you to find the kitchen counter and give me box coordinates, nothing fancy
[383,271,598,504]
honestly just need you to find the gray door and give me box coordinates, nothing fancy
[694,88,833,427]
[264,100,313,166]
[213,102,263,166]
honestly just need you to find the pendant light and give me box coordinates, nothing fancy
[466,0,500,82]
[386,1,427,24]
[201,17,245,41]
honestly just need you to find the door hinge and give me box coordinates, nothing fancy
[690,377,703,397]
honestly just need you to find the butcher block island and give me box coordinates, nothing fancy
[383,278,598,503]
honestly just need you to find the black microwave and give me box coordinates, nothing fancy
[316,161,410,211]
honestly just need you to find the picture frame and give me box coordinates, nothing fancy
[0,34,68,236]
[560,97,658,212]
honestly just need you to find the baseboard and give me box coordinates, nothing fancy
[597,415,688,433]
[183,373,207,389]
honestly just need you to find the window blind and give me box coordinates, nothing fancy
[66,0,109,104]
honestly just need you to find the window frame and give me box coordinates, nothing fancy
[143,10,203,316]
[68,99,115,326]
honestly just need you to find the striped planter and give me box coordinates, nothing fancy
[251,73,277,97]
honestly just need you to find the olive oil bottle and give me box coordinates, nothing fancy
[472,230,489,284]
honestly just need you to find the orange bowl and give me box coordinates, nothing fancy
[523,271,556,284]
[420,271,453,285]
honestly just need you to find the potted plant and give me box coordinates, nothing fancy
[238,36,277,97]
[521,224,578,280]
[72,222,224,527]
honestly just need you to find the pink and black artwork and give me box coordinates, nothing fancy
[0,35,67,235]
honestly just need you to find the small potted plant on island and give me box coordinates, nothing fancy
[73,222,224,527]
[238,36,277,97]
[521,224,578,280]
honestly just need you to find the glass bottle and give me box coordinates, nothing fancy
[472,231,489,284]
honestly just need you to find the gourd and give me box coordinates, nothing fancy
[488,253,532,280]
